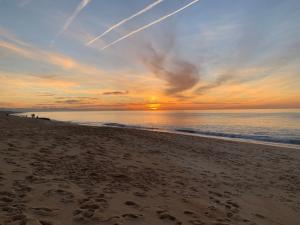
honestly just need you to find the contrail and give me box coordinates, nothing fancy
[100,0,200,51]
[87,0,164,46]
[58,0,91,36]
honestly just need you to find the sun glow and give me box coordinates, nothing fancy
[147,103,161,110]
[147,96,160,110]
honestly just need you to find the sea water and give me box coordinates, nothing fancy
[17,109,300,148]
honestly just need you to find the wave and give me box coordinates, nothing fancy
[175,128,300,145]
[14,112,300,146]
[103,122,158,130]
[102,123,300,145]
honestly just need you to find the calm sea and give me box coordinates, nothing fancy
[17,109,300,148]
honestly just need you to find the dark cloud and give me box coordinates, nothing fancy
[55,96,97,100]
[140,43,200,95]
[55,99,81,104]
[197,73,234,94]
[54,97,98,104]
[102,91,129,95]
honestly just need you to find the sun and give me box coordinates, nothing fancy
[147,96,160,110]
[147,103,161,110]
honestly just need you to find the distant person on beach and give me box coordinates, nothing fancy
[31,114,35,119]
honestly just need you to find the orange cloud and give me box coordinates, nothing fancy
[1,27,299,110]
[0,40,35,58]
[47,53,76,69]
[0,33,108,77]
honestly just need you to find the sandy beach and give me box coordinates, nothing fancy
[0,112,299,225]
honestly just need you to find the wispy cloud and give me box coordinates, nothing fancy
[0,39,86,72]
[0,28,165,100]
[141,43,200,95]
[196,68,268,94]
[100,0,200,50]
[195,15,300,95]
[55,99,82,104]
[0,31,109,78]
[0,40,35,58]
[0,26,32,48]
[54,96,99,105]
[102,90,129,95]
[56,0,91,37]
[17,0,34,8]
[87,0,164,46]
[36,92,56,97]
[0,72,78,90]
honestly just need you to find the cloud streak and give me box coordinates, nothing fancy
[102,91,129,95]
[87,0,164,46]
[100,0,200,50]
[57,0,91,37]
[0,32,109,78]
[17,0,34,7]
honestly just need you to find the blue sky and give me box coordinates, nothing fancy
[0,0,300,110]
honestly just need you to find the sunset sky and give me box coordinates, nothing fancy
[1,0,300,110]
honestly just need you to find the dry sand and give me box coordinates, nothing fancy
[0,112,300,225]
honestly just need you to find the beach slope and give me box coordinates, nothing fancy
[0,112,299,225]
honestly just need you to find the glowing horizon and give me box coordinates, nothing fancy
[1,0,300,110]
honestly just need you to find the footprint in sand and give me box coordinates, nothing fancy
[189,220,205,225]
[225,200,240,214]
[2,205,19,214]
[0,191,15,203]
[184,210,195,215]
[254,213,265,219]
[122,213,143,219]
[13,180,32,195]
[31,207,58,217]
[226,200,239,208]
[79,196,109,210]
[156,210,182,225]
[80,203,100,210]
[73,209,86,222]
[124,200,139,208]
[73,207,96,222]
[74,197,110,222]
[7,143,15,147]
[44,189,74,203]
[25,175,45,184]
[183,210,201,221]
[39,221,53,225]
[133,191,147,198]
[24,218,53,225]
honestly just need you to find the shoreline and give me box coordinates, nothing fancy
[1,112,300,225]
[13,111,300,150]
[102,124,300,150]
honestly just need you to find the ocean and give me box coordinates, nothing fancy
[17,109,300,148]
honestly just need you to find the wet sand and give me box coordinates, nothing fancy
[0,112,299,225]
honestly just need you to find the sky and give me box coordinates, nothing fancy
[0,0,300,110]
